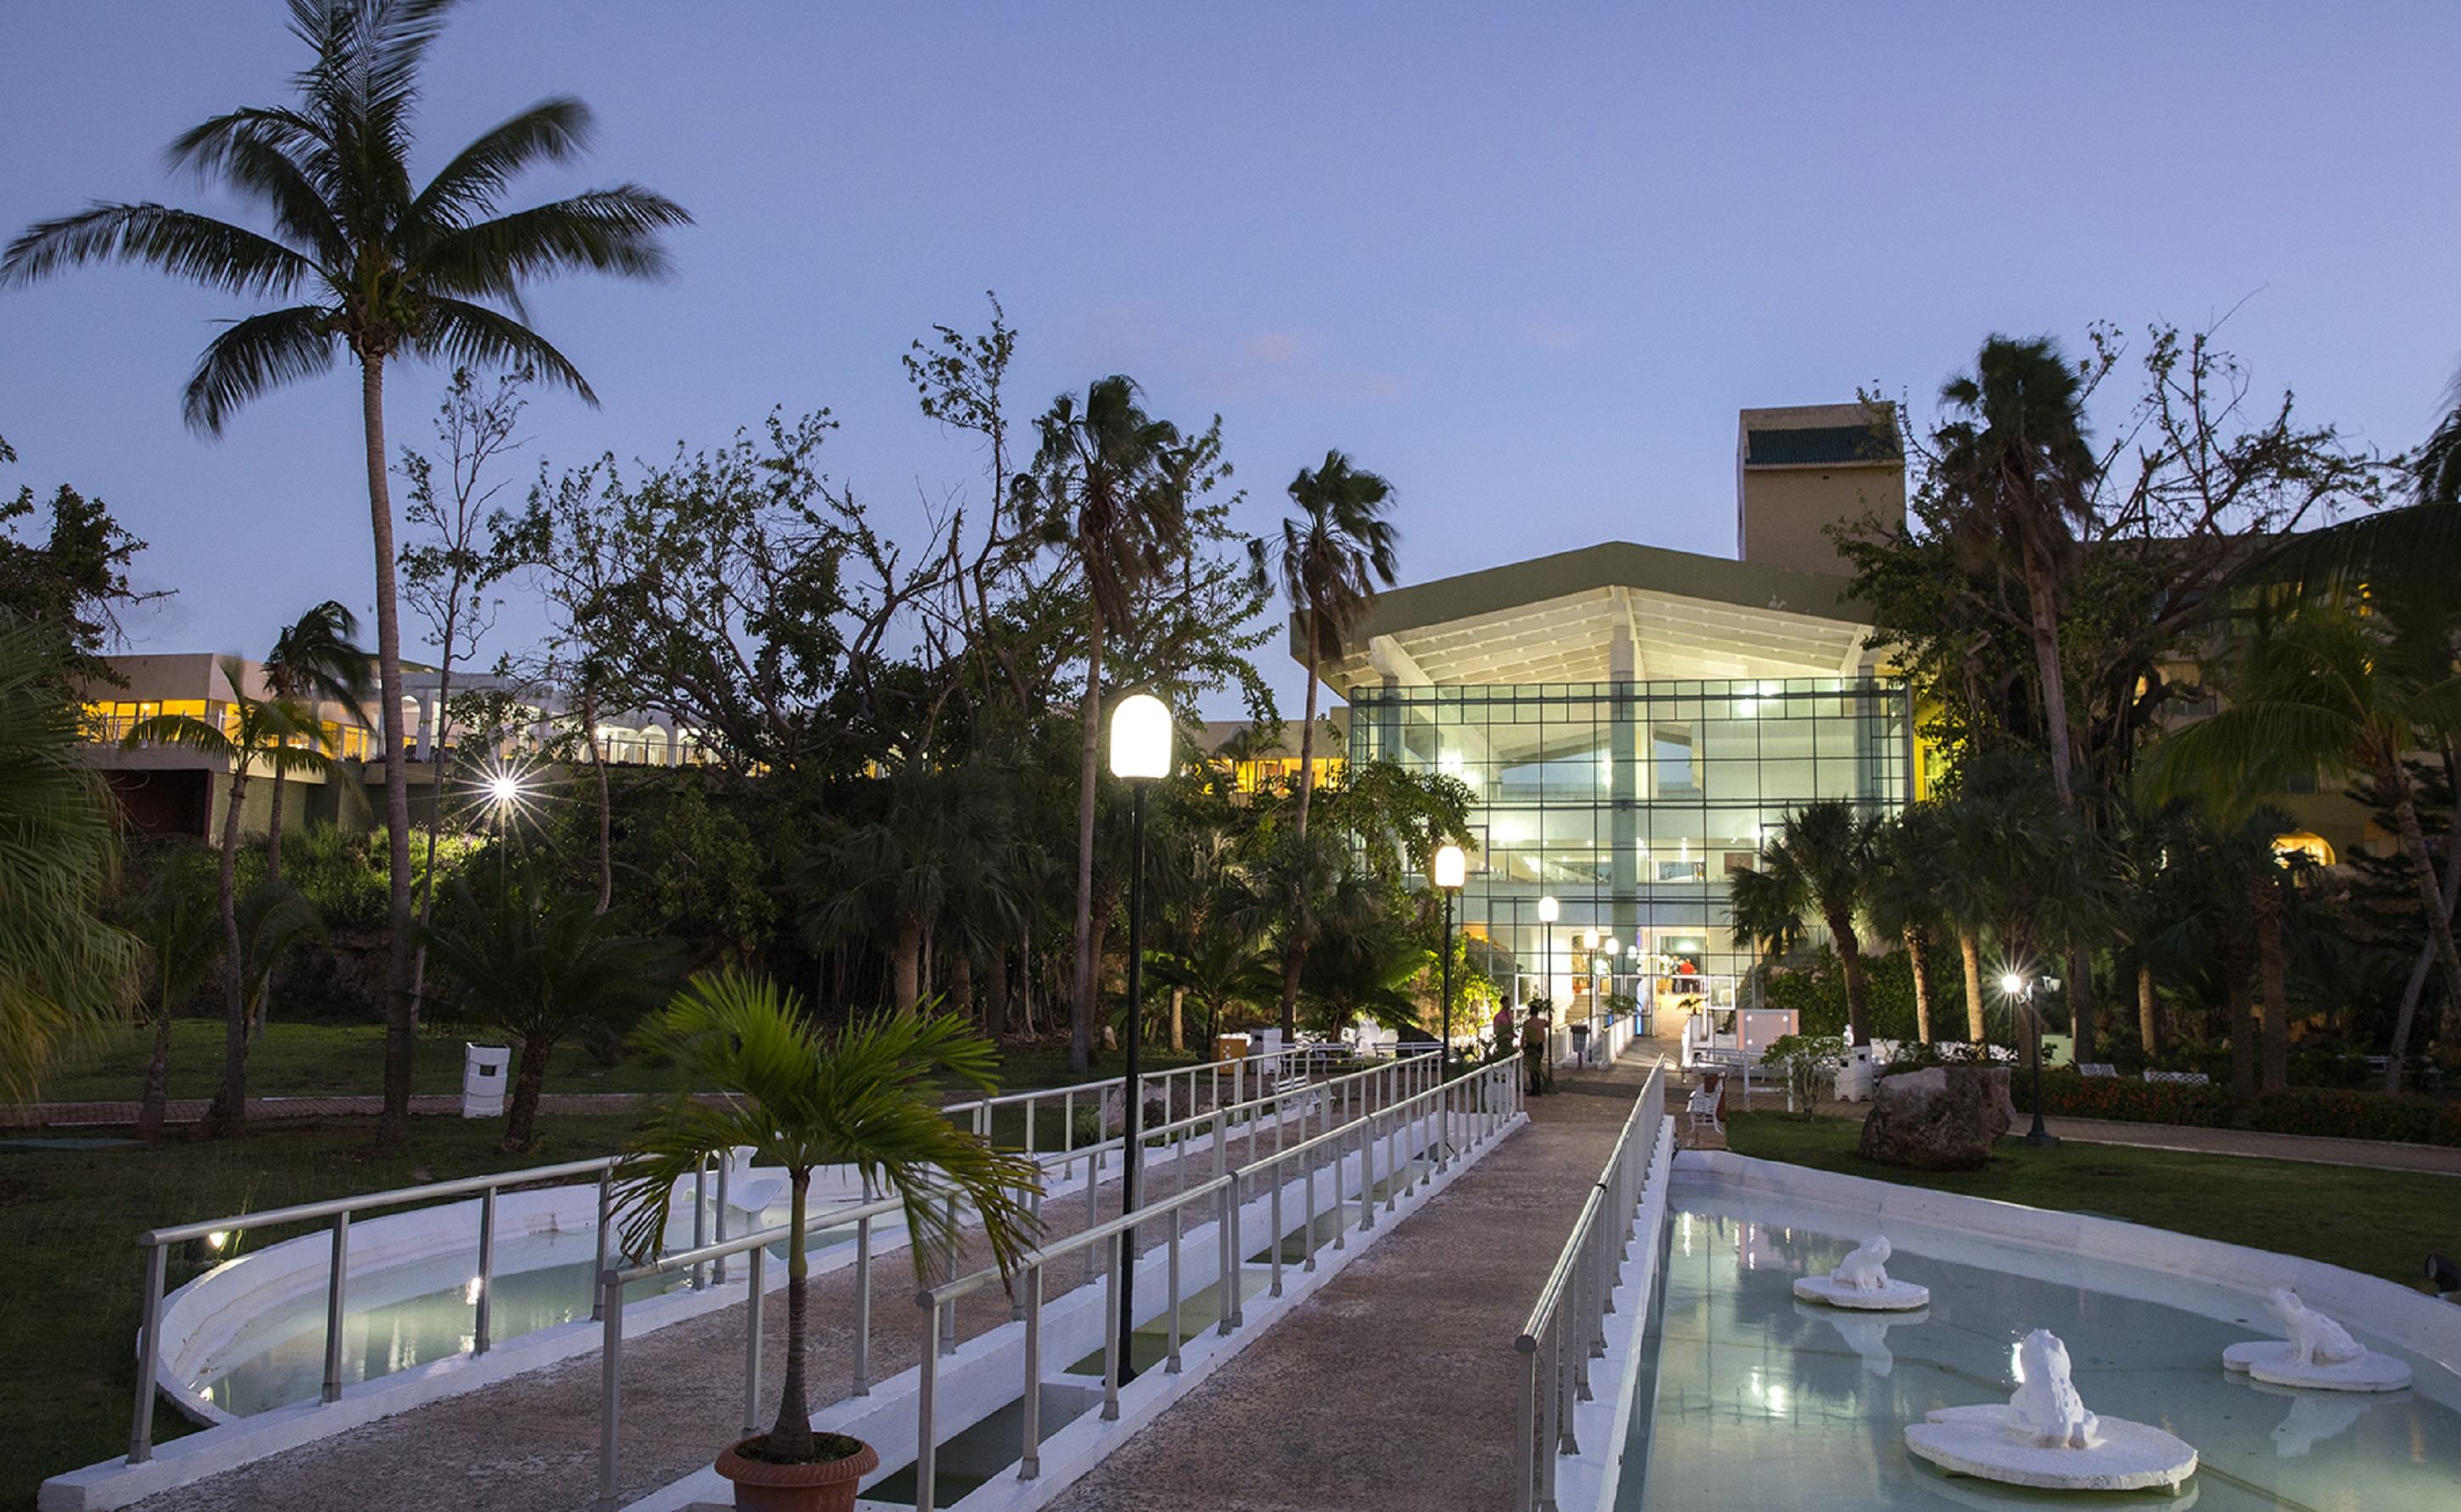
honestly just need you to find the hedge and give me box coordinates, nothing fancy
[2012,1069,2461,1148]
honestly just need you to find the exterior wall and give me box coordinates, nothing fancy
[1350,675,1912,1013]
[1737,463,1903,578]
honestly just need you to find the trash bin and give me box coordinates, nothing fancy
[462,1043,511,1118]
[1569,1021,1592,1066]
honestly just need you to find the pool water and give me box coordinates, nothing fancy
[193,1220,858,1416]
[1618,1199,2461,1511]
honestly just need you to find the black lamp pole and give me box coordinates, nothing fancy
[1116,780,1149,1385]
[2022,980,2057,1148]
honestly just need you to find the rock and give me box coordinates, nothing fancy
[1857,1065,2013,1170]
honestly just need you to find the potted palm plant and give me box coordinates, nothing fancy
[618,972,1042,1512]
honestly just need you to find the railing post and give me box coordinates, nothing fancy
[1226,1170,1246,1328]
[474,1185,497,1354]
[1214,1175,1235,1336]
[1556,1308,1582,1453]
[591,1167,614,1322]
[1018,1265,1044,1481]
[127,1240,166,1463]
[714,1156,731,1285]
[917,1302,941,1512]
[1539,1315,1563,1511]
[1360,1111,1378,1232]
[322,1212,350,1404]
[1303,1149,1318,1273]
[1166,1195,1184,1372]
[597,1267,624,1512]
[852,1212,872,1397]
[1269,1151,1287,1296]
[743,1240,765,1435]
[1101,1229,1124,1420]
[692,1157,708,1291]
[1513,1342,1539,1512]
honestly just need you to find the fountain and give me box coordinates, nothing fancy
[1904,1329,2199,1491]
[1792,1235,1931,1310]
[2220,1287,2413,1392]
[1796,1300,1929,1376]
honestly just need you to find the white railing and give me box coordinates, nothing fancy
[1511,1061,1668,1512]
[908,1052,1516,1512]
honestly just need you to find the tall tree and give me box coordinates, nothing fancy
[123,658,335,1134]
[0,610,140,1100]
[1015,377,1217,1072]
[1737,800,1880,1046]
[4,0,689,1143]
[261,598,371,880]
[1864,807,1950,1043]
[1272,451,1399,1039]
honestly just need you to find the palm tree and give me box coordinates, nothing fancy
[236,878,325,1040]
[0,610,140,1102]
[261,599,371,880]
[1741,801,1880,1045]
[1016,377,1201,1071]
[618,974,1040,1464]
[1932,337,2098,809]
[1930,795,2003,1044]
[4,0,690,1145]
[1864,807,1949,1043]
[121,850,225,1138]
[1273,451,1399,1038]
[2150,596,2461,1080]
[123,660,336,1132]
[421,870,677,1151]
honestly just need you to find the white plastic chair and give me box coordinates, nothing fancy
[1686,1075,1725,1139]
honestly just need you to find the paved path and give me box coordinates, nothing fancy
[1043,1052,1657,1512]
[1707,1078,2461,1176]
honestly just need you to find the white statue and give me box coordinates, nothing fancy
[1832,1235,1894,1291]
[2267,1288,2361,1366]
[2009,1330,2102,1449]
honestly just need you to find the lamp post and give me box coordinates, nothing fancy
[1108,692,1172,1387]
[1537,893,1558,1012]
[484,768,525,891]
[2000,972,2058,1148]
[1433,843,1466,1156]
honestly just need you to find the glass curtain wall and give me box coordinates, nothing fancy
[1349,677,1911,1022]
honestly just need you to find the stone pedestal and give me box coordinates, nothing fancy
[1857,1065,2013,1171]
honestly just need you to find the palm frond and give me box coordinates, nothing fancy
[164,108,348,265]
[182,305,341,434]
[414,186,690,297]
[411,298,591,400]
[404,97,594,237]
[1,202,317,297]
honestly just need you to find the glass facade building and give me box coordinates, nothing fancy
[1349,675,1912,1016]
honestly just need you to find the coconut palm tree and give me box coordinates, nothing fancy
[421,869,677,1151]
[121,849,224,1138]
[618,973,1040,1464]
[4,0,691,1144]
[1932,337,2099,809]
[0,610,140,1102]
[261,599,371,880]
[1742,801,1880,1045]
[2150,595,2461,1077]
[235,878,325,1040]
[1016,378,1202,1071]
[1864,806,1949,1043]
[1273,451,1399,1038]
[124,661,336,1132]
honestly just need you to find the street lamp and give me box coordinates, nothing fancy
[1999,971,2058,1148]
[480,764,530,890]
[1536,893,1558,1011]
[1433,843,1466,1152]
[1107,692,1171,1387]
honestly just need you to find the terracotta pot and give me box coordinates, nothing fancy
[715,1435,879,1512]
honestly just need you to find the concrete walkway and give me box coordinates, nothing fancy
[1043,1051,1658,1512]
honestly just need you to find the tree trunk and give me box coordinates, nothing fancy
[500,1033,552,1153]
[892,914,923,1015]
[2385,761,2461,1089]
[2136,960,2160,1060]
[1903,926,1934,1043]
[585,682,612,916]
[1169,986,1186,1054]
[767,1168,816,1459]
[988,949,1012,1038]
[363,356,418,1147]
[1960,932,1987,1043]
[266,770,288,882]
[1069,613,1106,1072]
[2066,944,2096,1069]
[2251,874,2290,1093]
[2020,541,2077,810]
[410,654,457,1005]
[1830,910,1870,1046]
[205,764,249,1137]
[137,988,175,1140]
[952,950,975,1024]
[1278,634,1322,1038]
[2226,967,2257,1106]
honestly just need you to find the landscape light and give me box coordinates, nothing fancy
[1537,894,1559,924]
[1432,843,1466,891]
[205,1231,227,1251]
[1108,692,1172,781]
[1999,972,2025,996]
[488,773,522,808]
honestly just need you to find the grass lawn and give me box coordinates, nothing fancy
[1724,1112,2459,1287]
[0,1037,1206,1509]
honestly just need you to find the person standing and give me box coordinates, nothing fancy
[1522,1001,1555,1095]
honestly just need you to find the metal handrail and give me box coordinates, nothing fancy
[907,1054,1522,1512]
[1511,1059,1668,1512]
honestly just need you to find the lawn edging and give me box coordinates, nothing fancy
[1672,1148,2461,1388]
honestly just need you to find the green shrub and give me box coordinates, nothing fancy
[2012,1068,2461,1147]
[1762,947,1968,1043]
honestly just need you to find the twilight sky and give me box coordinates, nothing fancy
[5,1,2459,717]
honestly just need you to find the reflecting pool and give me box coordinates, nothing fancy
[1618,1196,2461,1511]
